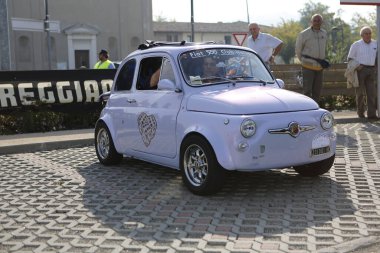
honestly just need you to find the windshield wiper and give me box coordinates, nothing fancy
[192,76,236,85]
[254,78,267,86]
[227,75,269,86]
[191,75,271,87]
[209,76,237,85]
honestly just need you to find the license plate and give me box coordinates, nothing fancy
[311,146,330,156]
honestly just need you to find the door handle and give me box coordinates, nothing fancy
[127,98,136,103]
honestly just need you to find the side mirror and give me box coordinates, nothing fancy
[276,79,285,89]
[157,79,176,91]
[99,91,111,102]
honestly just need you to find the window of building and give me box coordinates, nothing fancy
[17,36,31,62]
[131,37,140,49]
[224,35,232,44]
[166,34,179,42]
[108,37,118,60]
[42,36,57,68]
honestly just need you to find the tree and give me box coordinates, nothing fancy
[350,12,377,40]
[298,1,335,31]
[270,20,303,64]
[298,1,355,63]
[327,20,352,63]
[153,14,176,22]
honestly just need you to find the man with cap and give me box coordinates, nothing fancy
[93,49,115,69]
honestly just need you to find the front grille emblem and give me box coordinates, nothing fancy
[268,121,315,138]
[289,122,300,137]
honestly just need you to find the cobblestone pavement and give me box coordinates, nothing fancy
[1,122,379,253]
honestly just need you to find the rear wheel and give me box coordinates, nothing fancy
[180,135,226,195]
[293,154,335,177]
[95,121,122,165]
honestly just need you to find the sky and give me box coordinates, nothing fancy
[152,0,377,26]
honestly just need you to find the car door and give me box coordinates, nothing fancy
[120,55,183,158]
[109,58,136,152]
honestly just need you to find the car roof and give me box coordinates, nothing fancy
[126,41,252,59]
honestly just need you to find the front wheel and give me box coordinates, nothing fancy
[95,121,122,165]
[180,135,226,195]
[293,154,335,177]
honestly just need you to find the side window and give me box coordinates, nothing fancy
[137,57,163,90]
[160,58,176,84]
[114,59,136,91]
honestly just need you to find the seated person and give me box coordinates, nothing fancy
[226,58,248,77]
[201,56,220,77]
[149,67,160,88]
[137,57,162,90]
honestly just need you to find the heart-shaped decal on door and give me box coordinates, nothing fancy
[138,112,157,147]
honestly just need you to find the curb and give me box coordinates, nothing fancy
[0,138,94,155]
[334,117,365,124]
[317,236,380,253]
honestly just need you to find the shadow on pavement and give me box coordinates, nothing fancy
[78,159,356,248]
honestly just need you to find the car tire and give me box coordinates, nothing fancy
[95,121,122,165]
[293,154,335,177]
[180,135,226,195]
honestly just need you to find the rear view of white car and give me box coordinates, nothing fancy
[95,41,336,195]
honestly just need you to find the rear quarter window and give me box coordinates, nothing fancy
[114,59,136,91]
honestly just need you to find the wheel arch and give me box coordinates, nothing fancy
[95,115,119,152]
[180,132,209,152]
[180,128,233,170]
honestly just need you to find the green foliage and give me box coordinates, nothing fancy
[298,1,336,31]
[0,105,102,135]
[350,12,377,40]
[0,111,62,134]
[153,14,176,22]
[299,2,378,63]
[319,95,356,111]
[271,20,303,64]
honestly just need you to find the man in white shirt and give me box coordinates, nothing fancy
[247,23,283,68]
[347,26,378,120]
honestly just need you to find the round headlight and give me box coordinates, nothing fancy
[240,119,256,138]
[320,112,334,129]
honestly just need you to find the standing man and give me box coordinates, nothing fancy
[93,49,115,69]
[295,14,327,103]
[247,23,283,67]
[347,26,378,120]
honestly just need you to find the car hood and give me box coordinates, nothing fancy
[186,86,319,114]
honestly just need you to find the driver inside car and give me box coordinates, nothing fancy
[201,56,220,77]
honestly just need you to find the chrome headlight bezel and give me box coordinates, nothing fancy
[240,119,256,138]
[320,112,334,130]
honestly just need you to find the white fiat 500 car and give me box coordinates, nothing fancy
[95,41,336,195]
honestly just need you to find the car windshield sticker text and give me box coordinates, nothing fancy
[187,49,247,59]
[138,112,157,147]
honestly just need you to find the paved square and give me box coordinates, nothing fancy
[1,122,379,252]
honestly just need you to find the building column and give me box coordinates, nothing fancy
[67,34,74,69]
[0,0,11,70]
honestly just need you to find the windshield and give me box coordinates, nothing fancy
[179,48,274,86]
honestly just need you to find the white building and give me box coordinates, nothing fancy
[0,0,272,71]
[1,0,152,70]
